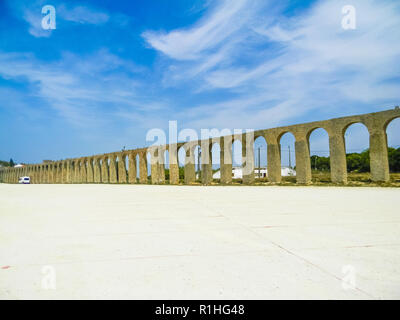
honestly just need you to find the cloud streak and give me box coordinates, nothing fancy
[143,0,400,130]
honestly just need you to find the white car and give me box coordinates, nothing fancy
[18,176,30,184]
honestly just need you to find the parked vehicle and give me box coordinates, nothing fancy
[18,176,30,184]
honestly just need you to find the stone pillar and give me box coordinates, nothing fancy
[128,153,137,183]
[150,148,159,184]
[80,159,87,183]
[201,140,212,185]
[44,165,48,183]
[157,148,165,184]
[109,155,118,183]
[118,154,127,183]
[48,164,53,184]
[169,145,179,185]
[37,166,41,184]
[52,164,57,183]
[28,167,33,184]
[34,166,38,184]
[101,157,109,183]
[66,161,73,183]
[184,145,196,184]
[370,128,390,182]
[44,164,51,184]
[41,165,46,184]
[87,159,94,183]
[267,141,282,183]
[295,136,312,184]
[94,158,102,183]
[61,162,66,183]
[54,164,59,183]
[72,161,79,183]
[329,131,347,184]
[220,136,232,184]
[158,158,165,184]
[58,164,63,183]
[242,132,255,184]
[139,153,147,183]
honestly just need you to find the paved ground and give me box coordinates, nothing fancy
[0,184,399,299]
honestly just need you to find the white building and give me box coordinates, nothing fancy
[212,167,296,179]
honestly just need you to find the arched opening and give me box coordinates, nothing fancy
[123,155,128,182]
[194,145,201,182]
[344,122,370,181]
[97,159,102,183]
[178,146,185,182]
[146,152,152,183]
[385,117,400,180]
[136,154,140,181]
[254,136,267,181]
[211,143,221,182]
[163,149,170,183]
[232,139,242,181]
[279,132,296,182]
[308,128,330,182]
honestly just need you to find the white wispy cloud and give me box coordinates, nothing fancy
[57,4,109,25]
[142,0,262,60]
[10,0,112,38]
[0,50,159,128]
[143,0,400,130]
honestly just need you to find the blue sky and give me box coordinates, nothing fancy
[0,0,399,165]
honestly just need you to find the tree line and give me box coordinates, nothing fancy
[0,159,15,167]
[311,147,400,172]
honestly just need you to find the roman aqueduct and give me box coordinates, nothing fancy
[1,108,399,185]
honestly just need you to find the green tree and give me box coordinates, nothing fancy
[0,160,10,167]
[388,147,400,172]
[179,166,185,179]
[311,155,330,171]
[9,158,15,167]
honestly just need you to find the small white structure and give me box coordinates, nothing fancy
[212,167,296,179]
[14,164,24,168]
[18,176,30,184]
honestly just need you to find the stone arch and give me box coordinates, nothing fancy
[135,154,140,181]
[108,154,118,184]
[307,127,331,182]
[278,131,296,181]
[81,159,88,183]
[162,148,169,183]
[254,135,267,180]
[101,156,109,183]
[146,151,153,183]
[91,158,99,183]
[181,142,197,184]
[231,138,242,181]
[86,158,94,183]
[117,153,127,183]
[127,152,137,184]
[385,117,400,174]
[167,144,179,185]
[211,142,221,182]
[138,152,147,183]
[344,122,370,180]
[194,144,202,181]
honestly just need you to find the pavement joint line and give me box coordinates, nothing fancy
[192,196,377,299]
[0,249,274,269]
